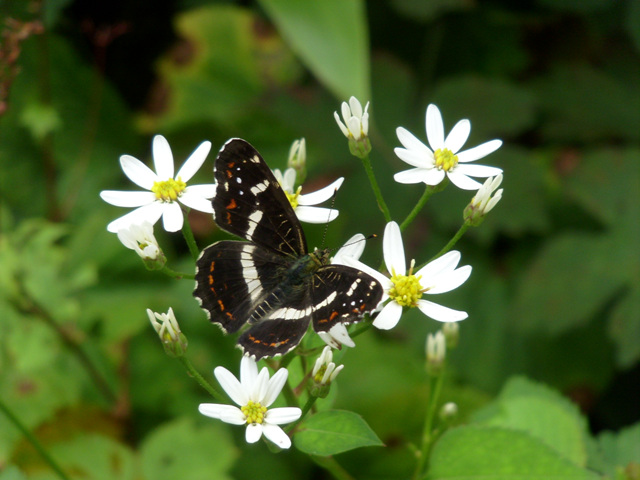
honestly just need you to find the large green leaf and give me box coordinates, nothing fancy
[427,425,599,480]
[294,410,383,456]
[258,0,370,101]
[597,422,640,479]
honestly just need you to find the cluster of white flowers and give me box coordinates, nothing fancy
[108,99,504,450]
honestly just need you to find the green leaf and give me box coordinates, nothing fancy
[607,287,640,367]
[294,410,383,456]
[475,377,591,466]
[597,422,640,479]
[0,466,27,480]
[140,417,238,480]
[258,0,370,101]
[427,425,600,480]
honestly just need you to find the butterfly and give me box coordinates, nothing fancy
[194,138,383,359]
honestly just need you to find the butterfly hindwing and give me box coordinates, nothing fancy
[213,139,306,257]
[194,240,291,333]
[311,265,383,334]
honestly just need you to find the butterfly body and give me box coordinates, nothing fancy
[194,138,382,359]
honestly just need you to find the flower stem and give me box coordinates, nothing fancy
[412,370,445,479]
[178,356,225,401]
[430,223,470,261]
[311,455,355,480]
[0,399,71,480]
[181,213,200,261]
[399,185,438,232]
[159,265,194,280]
[360,154,392,223]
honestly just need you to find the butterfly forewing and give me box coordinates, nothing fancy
[214,139,306,257]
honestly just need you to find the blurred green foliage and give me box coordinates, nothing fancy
[1,0,638,478]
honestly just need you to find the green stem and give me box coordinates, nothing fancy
[311,455,355,480]
[360,154,392,223]
[430,223,470,262]
[181,213,200,261]
[412,370,446,479]
[159,265,194,280]
[178,356,225,401]
[399,185,438,232]
[0,399,71,480]
[286,395,317,434]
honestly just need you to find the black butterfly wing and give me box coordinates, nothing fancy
[213,138,307,257]
[310,265,383,334]
[194,240,289,333]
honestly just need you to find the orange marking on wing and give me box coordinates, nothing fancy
[227,198,237,210]
[208,274,214,285]
[217,300,225,311]
[209,261,215,272]
[329,311,339,321]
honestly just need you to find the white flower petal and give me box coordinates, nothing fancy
[319,324,355,348]
[334,112,350,137]
[240,355,259,389]
[342,257,390,291]
[214,366,249,406]
[417,251,461,279]
[396,127,432,156]
[283,168,297,192]
[160,201,184,232]
[184,183,216,198]
[426,265,472,294]
[426,104,445,150]
[447,171,483,190]
[383,221,406,276]
[176,140,212,182]
[265,407,302,425]
[198,404,245,425]
[100,190,156,207]
[262,424,291,449]
[332,233,365,265]
[457,139,503,163]
[106,202,164,233]
[152,135,175,180]
[263,368,288,407]
[394,147,434,168]
[394,168,431,185]
[297,177,344,205]
[119,155,158,190]
[179,190,214,213]
[245,423,264,444]
[416,299,468,322]
[251,368,270,403]
[372,301,403,330]
[444,119,471,154]
[349,96,363,118]
[455,163,503,178]
[294,206,338,224]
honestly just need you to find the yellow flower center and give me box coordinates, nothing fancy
[433,148,458,172]
[151,177,186,202]
[241,401,268,424]
[388,262,425,307]
[314,366,327,383]
[285,185,302,209]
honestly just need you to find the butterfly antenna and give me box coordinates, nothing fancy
[319,187,339,249]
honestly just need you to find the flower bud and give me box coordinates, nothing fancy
[147,307,188,357]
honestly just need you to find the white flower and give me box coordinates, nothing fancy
[394,104,503,190]
[468,173,503,216]
[117,221,162,260]
[147,307,188,356]
[344,221,472,330]
[331,233,365,266]
[317,324,355,349]
[287,138,306,171]
[334,96,370,141]
[312,346,344,385]
[272,167,343,223]
[198,356,302,449]
[426,331,446,364]
[100,135,216,233]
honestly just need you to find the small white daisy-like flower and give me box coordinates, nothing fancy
[344,221,472,331]
[100,135,216,233]
[394,104,503,190]
[272,167,343,223]
[334,96,370,141]
[117,221,163,261]
[312,346,344,385]
[198,356,302,449]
